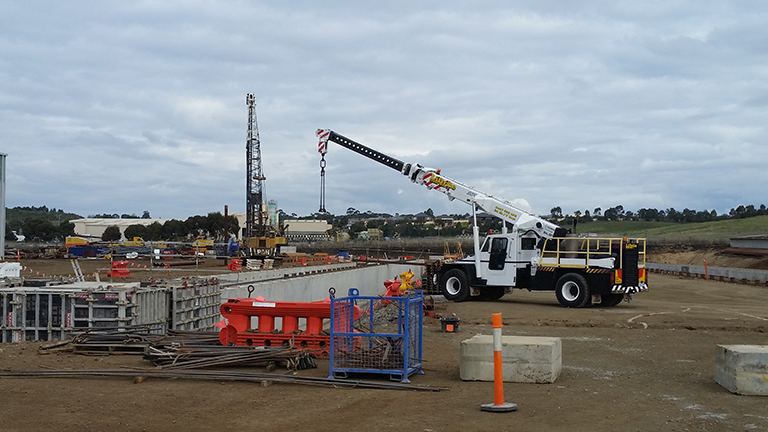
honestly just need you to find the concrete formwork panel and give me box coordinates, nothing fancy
[460,335,562,383]
[220,263,424,302]
[715,344,768,396]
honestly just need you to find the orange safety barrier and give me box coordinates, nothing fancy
[218,296,360,357]
[228,259,242,271]
[106,261,131,278]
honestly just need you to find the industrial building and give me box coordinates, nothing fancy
[282,219,331,242]
[71,218,172,241]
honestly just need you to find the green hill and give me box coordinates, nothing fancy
[572,216,768,245]
[5,206,83,231]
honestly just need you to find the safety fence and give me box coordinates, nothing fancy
[647,262,768,286]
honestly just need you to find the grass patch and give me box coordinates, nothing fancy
[573,216,768,247]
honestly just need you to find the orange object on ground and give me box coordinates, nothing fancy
[218,297,361,358]
[106,261,130,278]
[481,313,517,413]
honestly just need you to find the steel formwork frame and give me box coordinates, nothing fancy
[2,290,74,342]
[0,289,140,342]
[328,288,424,383]
[172,279,222,331]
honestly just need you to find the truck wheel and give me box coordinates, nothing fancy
[555,273,590,308]
[441,269,470,302]
[601,293,624,307]
[479,287,506,301]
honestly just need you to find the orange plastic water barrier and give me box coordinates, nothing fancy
[218,297,360,356]
[106,260,131,278]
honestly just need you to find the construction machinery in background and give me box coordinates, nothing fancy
[317,129,648,308]
[243,94,285,257]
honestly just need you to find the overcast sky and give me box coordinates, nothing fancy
[2,1,767,220]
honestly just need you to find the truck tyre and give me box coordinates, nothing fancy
[479,287,506,301]
[555,273,590,308]
[600,293,624,307]
[441,269,470,302]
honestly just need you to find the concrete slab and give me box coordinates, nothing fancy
[460,335,562,383]
[715,344,768,396]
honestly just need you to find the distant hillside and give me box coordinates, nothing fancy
[5,206,83,231]
[571,216,768,245]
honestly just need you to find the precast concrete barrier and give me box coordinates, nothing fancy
[220,263,425,302]
[647,262,768,286]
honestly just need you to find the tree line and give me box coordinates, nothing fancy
[549,204,768,223]
[5,202,767,243]
[5,211,239,243]
[100,213,240,242]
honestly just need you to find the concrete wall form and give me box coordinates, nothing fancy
[219,263,424,302]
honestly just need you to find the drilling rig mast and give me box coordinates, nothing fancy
[243,94,286,257]
[245,93,267,239]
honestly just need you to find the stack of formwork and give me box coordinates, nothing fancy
[0,283,163,342]
[170,277,224,332]
[1,276,225,343]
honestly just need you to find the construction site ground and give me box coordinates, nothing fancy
[2,253,768,432]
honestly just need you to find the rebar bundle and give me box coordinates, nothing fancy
[144,344,317,371]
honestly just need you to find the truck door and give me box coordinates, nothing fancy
[481,236,516,286]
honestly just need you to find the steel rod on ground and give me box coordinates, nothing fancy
[0,369,446,391]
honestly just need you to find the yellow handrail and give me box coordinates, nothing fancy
[539,237,646,268]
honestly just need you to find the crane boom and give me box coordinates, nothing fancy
[316,129,562,239]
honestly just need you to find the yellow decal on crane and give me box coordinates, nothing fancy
[428,173,457,191]
[493,206,518,221]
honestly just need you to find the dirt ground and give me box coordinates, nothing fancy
[2,256,768,432]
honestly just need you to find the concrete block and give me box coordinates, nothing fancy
[460,335,561,383]
[715,345,768,396]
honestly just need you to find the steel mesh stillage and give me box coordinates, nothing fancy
[328,288,423,383]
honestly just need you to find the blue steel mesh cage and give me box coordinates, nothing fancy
[328,288,423,383]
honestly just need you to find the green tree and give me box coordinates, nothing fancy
[225,215,240,238]
[184,215,208,239]
[5,224,16,241]
[350,220,367,237]
[163,219,187,240]
[144,222,164,241]
[381,221,395,239]
[102,225,122,241]
[206,212,225,240]
[55,221,75,239]
[22,219,56,242]
[124,224,147,241]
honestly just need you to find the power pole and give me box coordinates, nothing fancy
[245,93,267,239]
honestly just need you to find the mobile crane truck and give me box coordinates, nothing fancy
[317,129,648,308]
